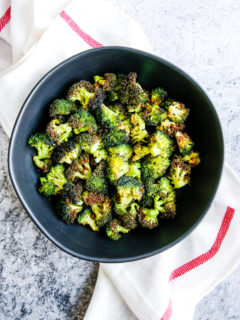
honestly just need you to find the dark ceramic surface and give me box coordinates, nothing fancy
[8,47,224,262]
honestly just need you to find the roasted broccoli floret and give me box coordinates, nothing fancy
[108,104,128,121]
[46,119,72,145]
[141,195,154,208]
[49,99,77,118]
[65,154,92,181]
[182,151,200,167]
[114,200,129,216]
[145,181,161,197]
[67,80,95,106]
[132,143,150,162]
[116,119,132,138]
[126,162,141,182]
[158,119,185,137]
[78,208,99,231]
[141,155,170,182]
[168,157,191,188]
[114,73,147,113]
[116,175,144,206]
[91,196,112,227]
[33,156,52,173]
[120,202,139,230]
[85,163,108,195]
[38,179,55,197]
[76,133,107,163]
[28,133,54,159]
[163,99,189,123]
[154,191,176,219]
[102,129,129,147]
[107,155,129,183]
[148,131,173,157]
[138,207,159,229]
[130,113,148,144]
[107,144,132,161]
[69,108,98,134]
[151,87,168,105]
[52,141,80,164]
[62,182,83,204]
[93,75,106,87]
[106,219,130,240]
[39,164,67,196]
[57,198,83,224]
[95,104,120,129]
[158,177,174,198]
[175,131,194,155]
[142,103,167,126]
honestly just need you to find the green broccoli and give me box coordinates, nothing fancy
[95,104,120,129]
[46,119,72,145]
[106,155,129,183]
[148,131,173,157]
[28,133,54,159]
[126,162,141,182]
[168,157,191,188]
[69,108,98,134]
[175,131,194,155]
[163,99,189,123]
[130,113,148,144]
[39,164,67,196]
[93,75,106,87]
[106,219,130,240]
[102,130,129,147]
[120,202,139,230]
[116,175,144,206]
[78,208,99,231]
[141,155,170,182]
[116,119,132,138]
[65,154,92,181]
[57,199,83,224]
[116,73,148,112]
[151,87,168,105]
[67,80,95,106]
[94,73,117,93]
[142,103,167,126]
[107,144,132,161]
[141,195,154,208]
[138,207,159,229]
[145,181,161,197]
[49,99,77,118]
[158,177,174,198]
[75,133,107,163]
[114,200,129,216]
[108,104,127,121]
[62,182,83,204]
[154,191,176,219]
[38,179,55,197]
[91,196,112,227]
[158,119,185,137]
[132,143,150,162]
[52,141,80,164]
[33,156,52,173]
[182,151,200,167]
[85,163,108,195]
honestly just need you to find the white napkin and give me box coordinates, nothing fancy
[1,2,239,320]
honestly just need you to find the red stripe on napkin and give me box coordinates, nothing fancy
[0,6,11,32]
[161,206,235,320]
[60,10,103,48]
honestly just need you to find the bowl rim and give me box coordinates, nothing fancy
[8,46,224,263]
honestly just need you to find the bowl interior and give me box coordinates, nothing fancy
[8,47,223,262]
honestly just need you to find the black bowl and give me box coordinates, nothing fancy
[8,46,224,263]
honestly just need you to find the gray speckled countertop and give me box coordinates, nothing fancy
[1,0,240,319]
